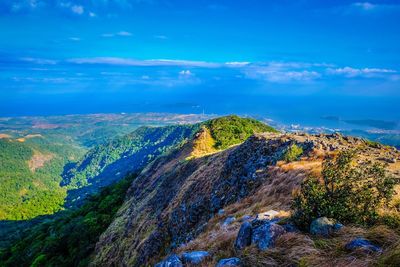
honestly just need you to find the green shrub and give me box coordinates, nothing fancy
[282,144,303,162]
[366,140,382,148]
[381,213,400,229]
[206,115,277,150]
[292,150,397,229]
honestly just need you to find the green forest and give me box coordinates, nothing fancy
[0,173,137,267]
[0,138,84,220]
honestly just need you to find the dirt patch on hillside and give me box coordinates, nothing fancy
[28,150,54,172]
[0,134,11,139]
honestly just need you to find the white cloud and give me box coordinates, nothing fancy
[69,57,221,68]
[352,2,376,11]
[179,70,193,77]
[101,31,132,38]
[69,37,80,41]
[241,62,325,83]
[71,5,84,15]
[327,67,396,77]
[11,0,45,12]
[89,12,96,17]
[343,2,400,14]
[116,31,132,36]
[20,57,57,65]
[22,56,397,83]
[245,67,321,83]
[225,62,250,67]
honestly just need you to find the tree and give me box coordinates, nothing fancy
[292,150,397,229]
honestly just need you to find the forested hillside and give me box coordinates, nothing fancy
[0,113,211,219]
[0,115,278,265]
[0,137,84,220]
[0,173,137,267]
[61,115,277,207]
[62,125,201,189]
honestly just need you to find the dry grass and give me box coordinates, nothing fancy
[176,224,238,266]
[190,126,218,158]
[365,225,399,248]
[378,242,400,266]
[240,232,318,267]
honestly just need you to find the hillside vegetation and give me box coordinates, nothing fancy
[206,115,278,149]
[0,138,83,220]
[62,116,277,207]
[0,116,279,266]
[0,173,137,267]
[2,117,400,266]
[61,125,201,207]
[0,113,211,220]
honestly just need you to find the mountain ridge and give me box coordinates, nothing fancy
[92,131,400,266]
[2,116,400,267]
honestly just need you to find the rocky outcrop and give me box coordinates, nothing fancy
[235,219,286,251]
[310,217,343,236]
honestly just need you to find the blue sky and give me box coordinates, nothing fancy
[0,0,399,124]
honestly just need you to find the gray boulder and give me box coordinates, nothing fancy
[310,217,343,236]
[181,251,210,264]
[216,257,242,267]
[222,216,236,226]
[155,254,183,267]
[251,222,285,250]
[234,221,252,249]
[345,238,382,253]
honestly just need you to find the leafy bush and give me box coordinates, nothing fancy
[206,115,277,150]
[292,150,397,229]
[282,144,303,162]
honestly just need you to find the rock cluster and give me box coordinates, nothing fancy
[155,251,210,266]
[235,215,286,251]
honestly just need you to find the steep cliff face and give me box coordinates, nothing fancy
[92,132,400,266]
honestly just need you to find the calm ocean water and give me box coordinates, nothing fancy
[1,94,399,131]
